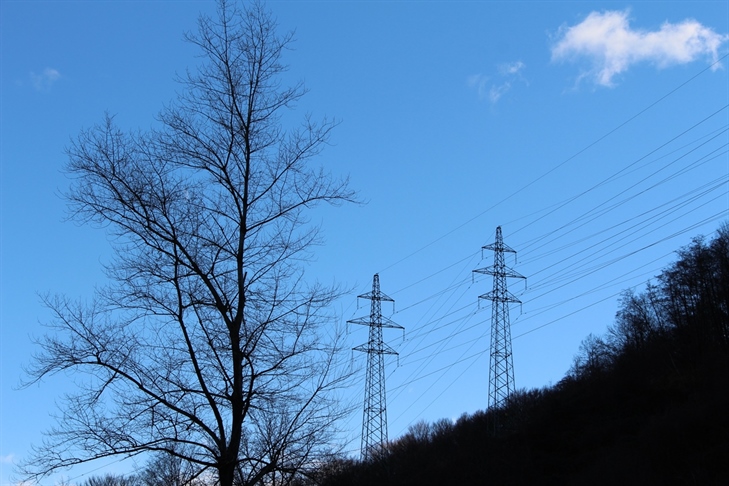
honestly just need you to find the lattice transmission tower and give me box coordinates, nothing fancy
[349,274,403,461]
[473,226,525,410]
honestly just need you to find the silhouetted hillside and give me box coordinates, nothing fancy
[310,225,729,485]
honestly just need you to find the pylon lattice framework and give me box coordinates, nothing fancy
[473,226,525,410]
[349,274,403,461]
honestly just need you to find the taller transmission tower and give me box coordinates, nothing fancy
[349,274,403,461]
[473,226,525,410]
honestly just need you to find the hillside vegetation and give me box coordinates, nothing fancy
[311,225,729,485]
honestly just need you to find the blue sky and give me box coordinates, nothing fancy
[2,0,728,484]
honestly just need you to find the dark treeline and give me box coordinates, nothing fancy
[310,224,729,485]
[75,225,729,485]
[62,452,205,486]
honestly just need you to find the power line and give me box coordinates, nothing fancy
[375,54,729,276]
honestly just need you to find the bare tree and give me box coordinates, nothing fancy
[569,332,613,378]
[139,450,205,486]
[20,1,355,485]
[81,474,140,486]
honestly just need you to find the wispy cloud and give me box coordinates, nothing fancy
[467,74,490,100]
[551,10,728,87]
[30,67,61,91]
[0,454,14,464]
[499,60,525,76]
[468,60,527,103]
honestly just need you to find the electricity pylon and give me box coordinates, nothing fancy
[349,274,403,461]
[473,226,525,410]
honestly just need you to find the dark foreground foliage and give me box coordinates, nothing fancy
[311,225,729,486]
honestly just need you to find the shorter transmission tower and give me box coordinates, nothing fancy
[349,274,403,461]
[473,226,525,410]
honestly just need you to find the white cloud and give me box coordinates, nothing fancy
[489,82,512,103]
[499,60,525,76]
[0,454,14,464]
[551,10,729,87]
[468,60,527,104]
[30,67,61,91]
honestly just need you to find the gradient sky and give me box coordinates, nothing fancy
[2,1,728,484]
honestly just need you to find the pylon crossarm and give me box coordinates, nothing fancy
[482,242,516,254]
[503,267,525,279]
[356,290,395,302]
[347,316,373,327]
[380,316,405,330]
[353,343,399,355]
[473,265,525,280]
[478,291,522,304]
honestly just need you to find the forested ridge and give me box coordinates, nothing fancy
[311,225,729,485]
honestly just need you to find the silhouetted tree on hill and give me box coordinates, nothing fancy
[19,2,354,485]
[81,474,139,486]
